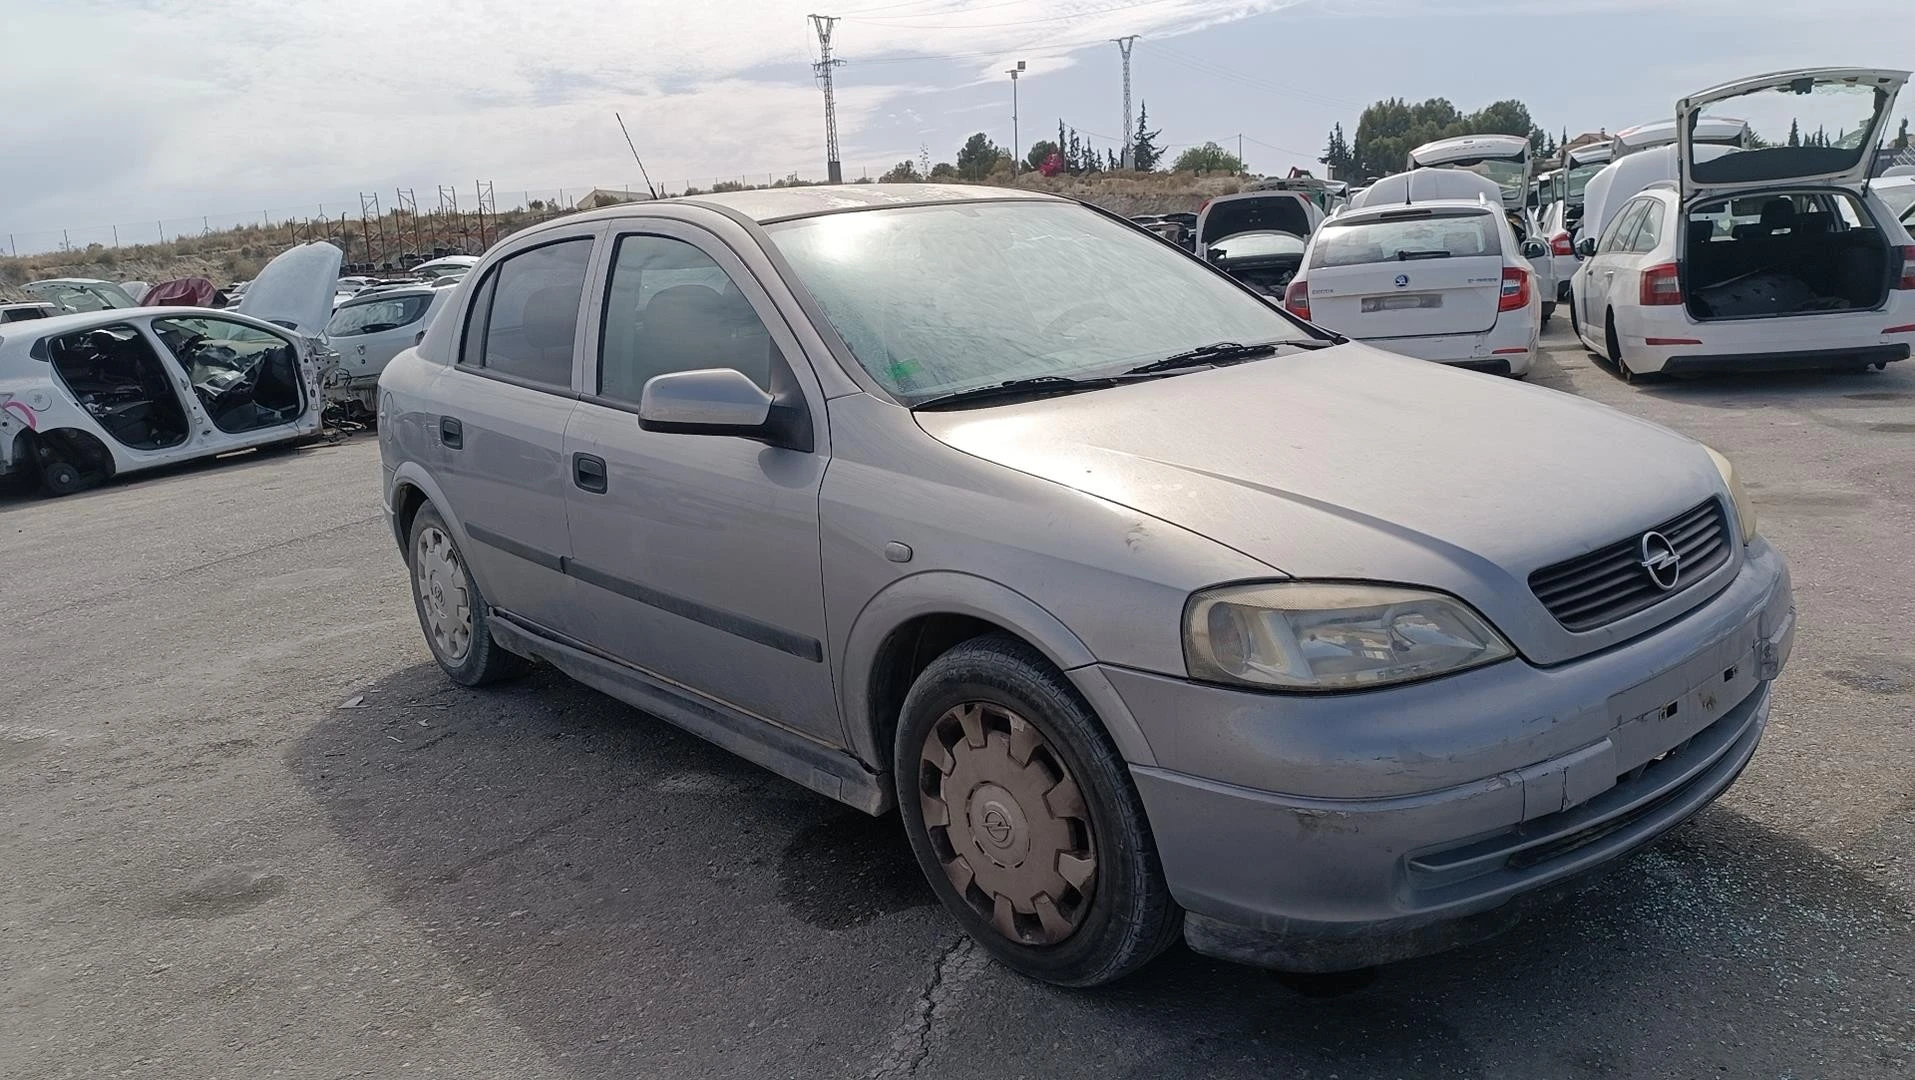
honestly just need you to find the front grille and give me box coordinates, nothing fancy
[1529,499,1731,632]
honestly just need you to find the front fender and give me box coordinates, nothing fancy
[837,570,1158,770]
[384,461,506,601]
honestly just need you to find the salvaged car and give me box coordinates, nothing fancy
[379,184,1793,987]
[323,283,454,414]
[1193,191,1321,294]
[1407,134,1557,320]
[0,243,337,495]
[1290,170,1544,375]
[1571,67,1914,379]
[21,278,141,313]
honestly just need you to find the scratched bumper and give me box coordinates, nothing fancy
[1103,540,1793,972]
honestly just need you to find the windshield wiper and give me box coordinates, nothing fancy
[1395,249,1451,261]
[912,374,1123,410]
[1125,340,1280,375]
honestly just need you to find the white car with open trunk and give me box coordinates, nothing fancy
[1286,170,1544,376]
[1571,67,1915,380]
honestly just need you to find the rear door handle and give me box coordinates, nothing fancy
[573,453,608,494]
[439,416,463,449]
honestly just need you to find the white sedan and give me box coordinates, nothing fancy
[1285,174,1544,377]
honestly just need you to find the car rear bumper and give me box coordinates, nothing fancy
[1110,540,1794,972]
[1658,343,1908,374]
[1362,331,1535,374]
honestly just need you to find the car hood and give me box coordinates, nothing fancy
[236,243,344,336]
[914,344,1731,664]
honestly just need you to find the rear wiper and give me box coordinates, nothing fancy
[1125,340,1279,375]
[912,374,1121,410]
[1395,249,1451,261]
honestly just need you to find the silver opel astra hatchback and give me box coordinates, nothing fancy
[378,184,1794,987]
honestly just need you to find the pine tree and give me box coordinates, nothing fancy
[1787,119,1801,147]
[1317,122,1352,181]
[1131,102,1164,170]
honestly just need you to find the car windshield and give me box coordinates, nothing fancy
[765,201,1309,403]
[1309,210,1501,267]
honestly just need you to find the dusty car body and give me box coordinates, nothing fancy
[378,184,1793,986]
[0,244,337,495]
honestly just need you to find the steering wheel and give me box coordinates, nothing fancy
[1042,300,1129,337]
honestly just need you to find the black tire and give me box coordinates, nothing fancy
[894,633,1181,987]
[1605,312,1632,381]
[1540,301,1555,327]
[406,504,528,686]
[40,459,87,497]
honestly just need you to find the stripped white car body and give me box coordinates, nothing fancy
[1571,67,1915,378]
[1405,134,1556,317]
[1290,171,1542,376]
[0,244,338,494]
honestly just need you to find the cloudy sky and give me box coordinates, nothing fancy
[4,0,1911,252]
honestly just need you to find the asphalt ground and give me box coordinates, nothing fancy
[3,319,1912,1078]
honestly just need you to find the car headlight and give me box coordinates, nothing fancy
[1703,445,1757,544]
[1183,582,1514,692]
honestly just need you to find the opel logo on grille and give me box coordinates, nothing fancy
[1638,531,1681,590]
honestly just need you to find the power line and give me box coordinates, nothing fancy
[844,0,1188,30]
[848,36,1108,65]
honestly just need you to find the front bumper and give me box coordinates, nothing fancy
[1113,540,1794,972]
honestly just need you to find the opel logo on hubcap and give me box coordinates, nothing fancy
[1638,530,1681,590]
[980,805,1014,847]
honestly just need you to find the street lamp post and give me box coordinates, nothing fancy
[1007,60,1026,174]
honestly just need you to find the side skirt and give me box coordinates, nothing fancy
[487,610,891,814]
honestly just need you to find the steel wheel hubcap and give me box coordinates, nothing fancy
[414,526,472,662]
[919,702,1097,946]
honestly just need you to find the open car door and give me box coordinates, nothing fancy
[1678,68,1910,202]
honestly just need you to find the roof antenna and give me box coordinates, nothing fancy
[1404,168,1415,206]
[614,112,659,200]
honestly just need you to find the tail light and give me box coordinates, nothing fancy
[1896,246,1915,291]
[1639,263,1683,306]
[1498,267,1530,313]
[1550,232,1574,257]
[1283,279,1311,320]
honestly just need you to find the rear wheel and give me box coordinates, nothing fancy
[39,459,87,497]
[407,504,528,686]
[1605,312,1634,382]
[895,634,1181,987]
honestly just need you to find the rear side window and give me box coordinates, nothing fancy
[457,238,593,388]
[1600,200,1650,254]
[1310,211,1500,268]
[327,294,431,337]
[1628,201,1666,253]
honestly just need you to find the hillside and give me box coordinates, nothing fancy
[0,171,1251,294]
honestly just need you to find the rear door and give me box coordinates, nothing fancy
[431,225,600,638]
[1587,198,1653,325]
[1304,208,1506,337]
[326,291,441,381]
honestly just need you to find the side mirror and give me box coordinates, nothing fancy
[1575,236,1598,258]
[1520,239,1548,260]
[639,368,772,436]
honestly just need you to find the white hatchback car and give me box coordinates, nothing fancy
[1572,67,1915,380]
[1286,172,1544,376]
[323,284,454,413]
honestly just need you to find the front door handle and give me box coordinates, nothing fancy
[439,416,462,449]
[573,453,608,494]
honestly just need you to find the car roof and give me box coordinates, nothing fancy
[1332,198,1500,224]
[569,183,1063,226]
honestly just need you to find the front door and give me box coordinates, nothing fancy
[431,227,600,638]
[560,221,840,746]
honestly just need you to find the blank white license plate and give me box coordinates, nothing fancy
[1363,294,1441,312]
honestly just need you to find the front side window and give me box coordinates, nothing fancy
[1310,210,1501,268]
[327,294,432,337]
[597,234,777,404]
[459,238,592,388]
[766,201,1310,402]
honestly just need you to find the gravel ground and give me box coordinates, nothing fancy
[2,321,1911,1078]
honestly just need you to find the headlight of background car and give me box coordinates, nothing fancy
[1184,582,1514,692]
[1703,445,1758,544]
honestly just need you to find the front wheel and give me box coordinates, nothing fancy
[894,634,1181,987]
[407,504,528,686]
